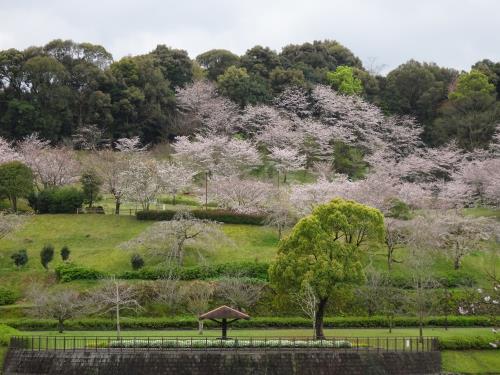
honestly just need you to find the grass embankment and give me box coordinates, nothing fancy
[442,350,500,374]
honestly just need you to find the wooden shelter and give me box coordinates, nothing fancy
[199,305,250,339]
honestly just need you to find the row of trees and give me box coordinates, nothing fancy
[1,39,499,149]
[29,276,264,335]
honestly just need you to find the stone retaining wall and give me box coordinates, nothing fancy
[3,348,441,375]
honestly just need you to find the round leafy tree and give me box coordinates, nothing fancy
[269,198,385,339]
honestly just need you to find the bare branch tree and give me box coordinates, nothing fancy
[293,282,318,338]
[215,277,265,312]
[91,277,142,337]
[181,281,214,334]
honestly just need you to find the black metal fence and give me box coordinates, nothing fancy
[10,336,439,352]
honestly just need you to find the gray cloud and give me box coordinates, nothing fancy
[0,0,498,73]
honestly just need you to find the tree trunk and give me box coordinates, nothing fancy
[445,314,448,331]
[454,257,461,270]
[419,312,424,343]
[115,198,121,215]
[58,319,64,334]
[314,298,328,339]
[116,304,121,338]
[283,172,287,184]
[172,194,176,206]
[198,320,204,335]
[387,250,392,271]
[388,315,393,334]
[11,196,17,212]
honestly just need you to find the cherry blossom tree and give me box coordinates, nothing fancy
[383,218,409,271]
[176,80,238,135]
[268,146,306,183]
[122,211,225,265]
[18,134,80,188]
[114,136,147,152]
[181,281,214,334]
[265,190,298,239]
[173,134,261,176]
[274,86,311,118]
[208,176,274,214]
[0,137,19,164]
[120,158,162,210]
[72,124,109,150]
[158,162,195,205]
[433,211,498,270]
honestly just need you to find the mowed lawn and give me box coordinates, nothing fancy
[0,215,279,283]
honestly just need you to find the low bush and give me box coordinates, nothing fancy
[120,262,270,281]
[55,263,106,282]
[0,316,493,331]
[0,288,17,306]
[437,335,499,350]
[388,271,477,289]
[0,324,20,346]
[136,209,266,225]
[28,187,84,214]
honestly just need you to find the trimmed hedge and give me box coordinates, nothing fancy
[120,262,270,281]
[54,262,270,283]
[0,288,17,306]
[0,316,493,331]
[437,335,499,350]
[55,263,106,282]
[136,209,266,225]
[28,187,84,214]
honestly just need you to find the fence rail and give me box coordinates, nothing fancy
[10,336,439,352]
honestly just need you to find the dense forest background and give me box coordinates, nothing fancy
[1,39,499,150]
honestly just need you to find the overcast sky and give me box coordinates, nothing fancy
[1,0,498,74]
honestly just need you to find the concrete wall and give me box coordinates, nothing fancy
[4,348,441,375]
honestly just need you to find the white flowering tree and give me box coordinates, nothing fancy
[0,137,19,164]
[120,158,162,210]
[158,162,195,205]
[209,176,273,214]
[17,134,80,188]
[268,146,306,183]
[173,134,261,176]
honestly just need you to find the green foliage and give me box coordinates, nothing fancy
[159,195,201,206]
[0,161,33,211]
[326,66,363,95]
[130,254,145,270]
[10,249,28,268]
[40,243,54,270]
[449,69,496,101]
[437,335,499,350]
[121,262,270,281]
[60,245,70,261]
[217,66,271,107]
[387,199,412,220]
[0,316,492,331]
[0,288,17,306]
[28,187,84,213]
[432,69,500,150]
[80,169,102,208]
[0,324,19,346]
[136,209,266,225]
[333,142,367,179]
[271,198,384,299]
[196,49,240,81]
[55,263,106,282]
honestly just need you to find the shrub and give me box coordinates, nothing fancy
[0,316,492,331]
[160,196,201,206]
[10,249,28,268]
[437,335,499,350]
[0,288,17,306]
[55,263,106,282]
[136,209,266,225]
[60,246,70,261]
[28,187,84,214]
[131,254,145,270]
[0,324,20,346]
[119,262,270,281]
[40,244,54,270]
